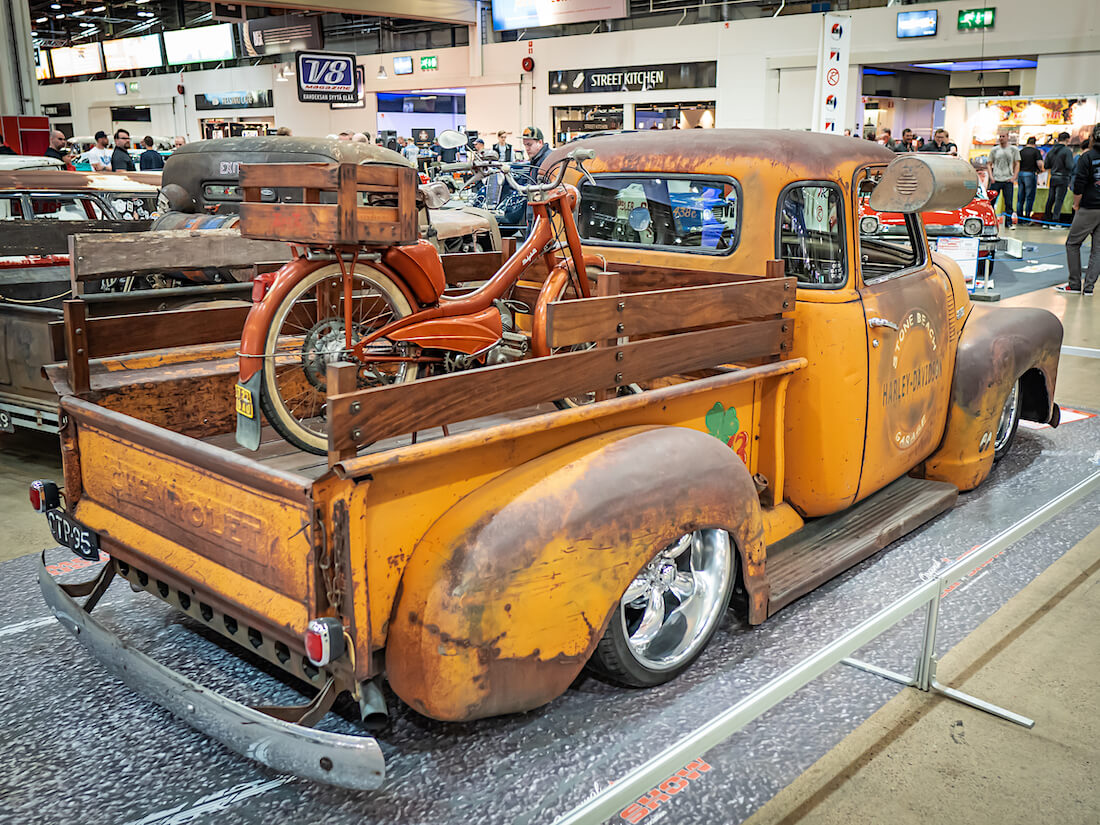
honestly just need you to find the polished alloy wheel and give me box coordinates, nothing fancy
[994,379,1021,458]
[618,529,734,672]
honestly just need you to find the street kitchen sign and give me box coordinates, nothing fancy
[549,62,717,95]
[295,50,357,104]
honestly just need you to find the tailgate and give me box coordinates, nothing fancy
[61,396,317,641]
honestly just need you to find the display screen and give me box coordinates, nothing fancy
[164,23,236,65]
[393,56,413,75]
[896,10,938,38]
[103,34,163,71]
[49,44,104,78]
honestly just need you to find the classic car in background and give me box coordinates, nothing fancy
[859,182,1001,284]
[0,169,162,432]
[154,137,501,253]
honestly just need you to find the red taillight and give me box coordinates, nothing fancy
[305,617,346,667]
[30,480,60,513]
[251,271,276,303]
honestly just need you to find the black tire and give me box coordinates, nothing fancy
[588,529,736,687]
[993,378,1021,462]
[259,263,418,455]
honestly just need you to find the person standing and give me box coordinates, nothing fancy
[1058,126,1100,295]
[138,136,165,170]
[919,128,952,153]
[401,137,420,165]
[494,131,514,162]
[110,129,135,171]
[988,133,1021,229]
[173,135,187,148]
[1043,132,1074,227]
[520,126,550,169]
[80,131,112,170]
[44,129,67,161]
[878,128,896,150]
[1016,137,1043,225]
[895,128,915,152]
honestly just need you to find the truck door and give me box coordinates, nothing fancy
[855,170,955,500]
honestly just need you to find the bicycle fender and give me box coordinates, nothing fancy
[385,424,766,722]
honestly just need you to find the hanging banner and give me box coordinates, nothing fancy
[812,13,852,134]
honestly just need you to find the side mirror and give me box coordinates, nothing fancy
[437,130,466,150]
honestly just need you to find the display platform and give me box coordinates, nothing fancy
[4,414,1099,825]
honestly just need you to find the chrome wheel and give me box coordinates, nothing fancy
[589,528,735,686]
[993,379,1021,461]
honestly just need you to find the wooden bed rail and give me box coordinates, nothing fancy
[326,260,793,464]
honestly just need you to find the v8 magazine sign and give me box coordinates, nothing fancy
[295,51,357,104]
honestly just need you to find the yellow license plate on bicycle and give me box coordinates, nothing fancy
[235,383,255,419]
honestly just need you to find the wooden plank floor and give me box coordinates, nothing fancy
[201,403,560,480]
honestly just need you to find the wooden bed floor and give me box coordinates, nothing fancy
[200,403,560,480]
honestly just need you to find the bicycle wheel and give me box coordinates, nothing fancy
[259,263,419,455]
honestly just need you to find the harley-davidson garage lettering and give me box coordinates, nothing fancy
[31,132,1063,790]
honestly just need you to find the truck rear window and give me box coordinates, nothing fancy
[578,175,740,254]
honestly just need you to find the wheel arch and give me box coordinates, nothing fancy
[919,304,1062,490]
[384,424,767,722]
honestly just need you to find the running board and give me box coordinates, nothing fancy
[765,476,958,616]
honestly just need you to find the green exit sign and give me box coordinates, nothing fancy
[958,8,995,30]
[129,81,140,92]
[420,55,438,71]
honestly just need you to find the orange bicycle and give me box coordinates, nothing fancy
[235,144,606,454]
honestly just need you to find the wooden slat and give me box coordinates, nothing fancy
[63,300,90,395]
[329,318,791,451]
[239,162,338,191]
[0,219,148,255]
[609,262,758,292]
[69,229,291,280]
[355,164,402,187]
[548,276,795,348]
[239,203,404,245]
[51,304,251,361]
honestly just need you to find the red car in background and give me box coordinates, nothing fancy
[859,183,1000,283]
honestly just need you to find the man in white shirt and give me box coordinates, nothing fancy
[988,133,1021,228]
[80,131,112,171]
[402,138,420,164]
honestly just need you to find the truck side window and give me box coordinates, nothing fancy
[578,175,740,254]
[856,178,923,281]
[778,184,845,287]
[0,195,24,220]
[31,195,107,221]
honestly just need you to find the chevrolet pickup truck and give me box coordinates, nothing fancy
[33,130,1062,792]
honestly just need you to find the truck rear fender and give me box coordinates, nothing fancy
[920,304,1062,491]
[385,425,766,722]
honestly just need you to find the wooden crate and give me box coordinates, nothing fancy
[238,161,418,247]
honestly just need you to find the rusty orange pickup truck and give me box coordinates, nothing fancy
[33,131,1062,791]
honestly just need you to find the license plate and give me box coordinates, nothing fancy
[235,383,255,419]
[0,409,13,433]
[45,509,100,561]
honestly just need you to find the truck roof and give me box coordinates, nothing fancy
[550,128,896,180]
[169,137,412,167]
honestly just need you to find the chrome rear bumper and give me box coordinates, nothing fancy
[38,552,386,791]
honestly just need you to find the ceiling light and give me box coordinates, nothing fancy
[72,9,84,15]
[56,13,65,18]
[377,65,387,79]
[137,10,153,16]
[35,16,47,21]
[92,5,105,10]
[49,2,60,7]
[80,21,94,26]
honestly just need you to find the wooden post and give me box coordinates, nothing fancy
[501,236,517,264]
[63,299,90,396]
[327,361,359,466]
[68,234,83,297]
[595,271,621,402]
[337,163,357,245]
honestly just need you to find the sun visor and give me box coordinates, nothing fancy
[869,154,979,213]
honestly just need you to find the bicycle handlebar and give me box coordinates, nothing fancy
[443,148,597,199]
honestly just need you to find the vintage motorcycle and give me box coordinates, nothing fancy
[236,131,608,455]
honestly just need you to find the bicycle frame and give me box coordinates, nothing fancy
[347,183,590,363]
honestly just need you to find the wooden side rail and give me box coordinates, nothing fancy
[547,276,795,348]
[54,300,251,392]
[0,219,149,256]
[239,162,417,246]
[326,317,792,457]
[68,229,292,282]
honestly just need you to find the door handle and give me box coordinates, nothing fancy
[868,317,899,331]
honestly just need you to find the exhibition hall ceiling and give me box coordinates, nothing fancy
[29,0,474,50]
